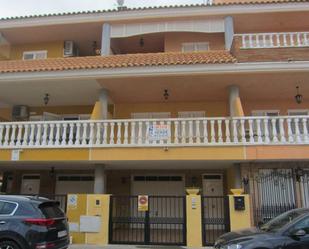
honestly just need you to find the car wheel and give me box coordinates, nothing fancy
[0,240,20,249]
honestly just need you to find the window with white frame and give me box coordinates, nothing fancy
[23,50,47,60]
[178,111,205,118]
[288,109,309,136]
[178,111,205,140]
[182,42,209,52]
[131,112,171,119]
[251,110,280,140]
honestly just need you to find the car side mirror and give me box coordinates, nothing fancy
[291,229,306,237]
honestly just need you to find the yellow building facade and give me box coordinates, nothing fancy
[1,0,309,246]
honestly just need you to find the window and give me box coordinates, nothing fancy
[291,216,309,234]
[39,202,65,218]
[178,111,205,118]
[178,111,205,140]
[131,112,171,119]
[133,176,183,182]
[251,110,280,141]
[57,175,94,181]
[22,175,40,180]
[0,201,17,215]
[62,114,91,121]
[23,50,47,60]
[182,42,209,52]
[288,109,309,139]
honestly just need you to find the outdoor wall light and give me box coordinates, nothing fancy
[139,37,145,47]
[295,86,303,104]
[163,89,169,100]
[44,93,50,106]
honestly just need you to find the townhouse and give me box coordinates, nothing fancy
[1,0,309,245]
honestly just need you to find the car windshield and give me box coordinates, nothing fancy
[260,210,307,233]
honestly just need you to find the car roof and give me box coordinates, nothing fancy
[0,195,51,203]
[287,208,309,214]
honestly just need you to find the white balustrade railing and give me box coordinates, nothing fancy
[0,116,309,149]
[238,32,309,49]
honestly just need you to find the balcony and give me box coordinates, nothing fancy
[232,32,309,62]
[0,116,308,149]
[239,32,309,49]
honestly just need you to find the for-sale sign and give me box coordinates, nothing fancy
[148,124,170,141]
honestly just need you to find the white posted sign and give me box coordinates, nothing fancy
[148,124,170,141]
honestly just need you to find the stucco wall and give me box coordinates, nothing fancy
[10,41,64,60]
[114,101,229,119]
[164,32,225,52]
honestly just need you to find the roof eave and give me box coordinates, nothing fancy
[1,61,309,82]
[1,2,309,29]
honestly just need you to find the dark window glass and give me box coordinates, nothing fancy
[145,176,157,181]
[158,176,170,181]
[291,216,309,234]
[81,176,94,181]
[58,176,94,181]
[203,175,222,180]
[23,175,40,180]
[134,176,145,181]
[39,202,64,218]
[170,176,182,181]
[15,203,36,216]
[0,201,17,215]
[134,176,182,181]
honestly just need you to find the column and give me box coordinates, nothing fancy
[94,165,106,194]
[229,190,252,231]
[99,88,109,119]
[229,85,244,117]
[101,23,111,56]
[186,188,203,247]
[234,164,242,189]
[224,16,234,50]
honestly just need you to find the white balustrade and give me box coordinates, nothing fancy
[1,116,309,148]
[239,32,309,49]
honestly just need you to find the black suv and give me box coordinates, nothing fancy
[0,195,69,249]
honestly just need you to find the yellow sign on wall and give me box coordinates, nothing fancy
[138,195,149,212]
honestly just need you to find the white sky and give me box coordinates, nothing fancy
[0,0,206,19]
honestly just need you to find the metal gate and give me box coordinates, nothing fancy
[202,196,230,246]
[244,167,309,225]
[109,196,186,245]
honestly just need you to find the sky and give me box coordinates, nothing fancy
[0,0,206,19]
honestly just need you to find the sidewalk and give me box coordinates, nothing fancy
[69,245,211,249]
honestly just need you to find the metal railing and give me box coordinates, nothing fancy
[238,32,309,49]
[1,115,309,149]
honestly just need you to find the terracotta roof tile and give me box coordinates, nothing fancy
[0,51,236,74]
[1,0,308,21]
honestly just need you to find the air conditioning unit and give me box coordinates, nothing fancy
[12,105,29,121]
[63,41,79,57]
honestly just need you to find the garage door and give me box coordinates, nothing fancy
[131,175,185,196]
[55,175,94,194]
